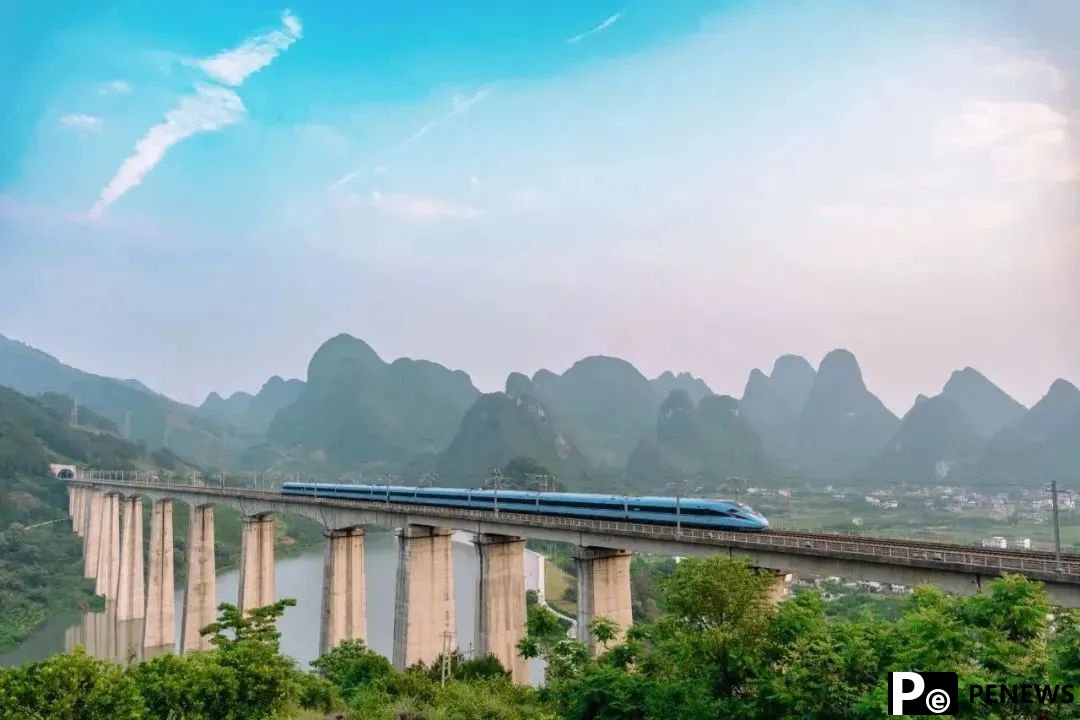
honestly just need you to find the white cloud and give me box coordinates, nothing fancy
[189,10,302,86]
[470,175,481,187]
[369,191,481,221]
[934,100,1077,184]
[99,80,132,95]
[90,11,302,217]
[567,11,622,44]
[89,84,245,218]
[60,114,103,133]
[988,57,1066,94]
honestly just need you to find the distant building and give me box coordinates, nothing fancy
[981,536,1008,549]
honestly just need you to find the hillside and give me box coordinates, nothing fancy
[793,350,900,479]
[508,356,657,467]
[0,333,231,468]
[436,392,590,486]
[970,379,1080,486]
[0,384,151,650]
[0,386,142,477]
[940,367,1027,438]
[627,390,775,487]
[861,394,984,484]
[739,354,816,459]
[199,376,304,435]
[269,335,479,468]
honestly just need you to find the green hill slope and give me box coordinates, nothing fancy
[627,390,776,488]
[0,384,150,650]
[269,335,479,469]
[0,333,233,468]
[436,392,590,486]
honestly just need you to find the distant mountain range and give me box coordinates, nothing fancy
[0,333,238,468]
[199,376,305,436]
[268,334,479,468]
[1,330,1076,490]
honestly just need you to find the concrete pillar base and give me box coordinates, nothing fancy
[238,514,276,613]
[116,497,145,621]
[476,534,528,683]
[95,494,121,600]
[320,528,366,656]
[144,499,176,650]
[392,525,455,670]
[764,569,792,606]
[181,505,216,653]
[83,490,104,579]
[574,546,633,655]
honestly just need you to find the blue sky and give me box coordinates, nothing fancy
[1,0,1077,411]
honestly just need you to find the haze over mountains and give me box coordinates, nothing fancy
[0,330,1076,491]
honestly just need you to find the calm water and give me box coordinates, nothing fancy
[1,531,544,683]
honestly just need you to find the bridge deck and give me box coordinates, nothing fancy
[69,479,1080,588]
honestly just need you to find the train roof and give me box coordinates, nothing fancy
[282,482,757,511]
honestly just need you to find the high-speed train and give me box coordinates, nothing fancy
[280,483,769,531]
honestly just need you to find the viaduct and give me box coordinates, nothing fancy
[65,474,1080,684]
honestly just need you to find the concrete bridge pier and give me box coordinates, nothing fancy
[475,534,528,683]
[320,528,366,656]
[116,497,145,621]
[392,525,455,670]
[181,505,216,653]
[765,569,792,606]
[95,493,122,600]
[144,499,175,651]
[75,487,88,538]
[83,489,105,579]
[238,514,276,613]
[574,546,633,655]
[69,486,83,536]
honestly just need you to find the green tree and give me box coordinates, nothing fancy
[0,647,144,720]
[311,639,395,701]
[198,600,299,720]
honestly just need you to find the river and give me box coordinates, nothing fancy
[0,531,545,683]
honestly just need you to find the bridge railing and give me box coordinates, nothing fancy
[70,477,1080,581]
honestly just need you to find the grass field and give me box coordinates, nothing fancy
[544,559,576,617]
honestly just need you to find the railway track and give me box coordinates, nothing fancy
[766,528,1079,562]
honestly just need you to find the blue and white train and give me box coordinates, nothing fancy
[280,483,769,531]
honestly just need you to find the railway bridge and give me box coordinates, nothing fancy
[65,474,1080,684]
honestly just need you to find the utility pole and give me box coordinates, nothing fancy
[676,484,681,535]
[1050,480,1062,569]
[489,468,503,515]
[70,398,79,427]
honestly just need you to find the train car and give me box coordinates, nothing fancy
[280,482,768,531]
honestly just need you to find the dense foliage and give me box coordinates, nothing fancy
[4,560,1079,719]
[0,386,140,477]
[0,471,102,651]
